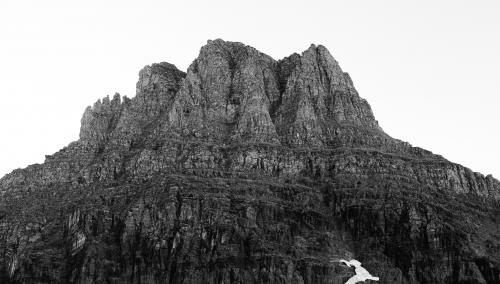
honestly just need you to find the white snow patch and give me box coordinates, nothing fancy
[336,259,379,284]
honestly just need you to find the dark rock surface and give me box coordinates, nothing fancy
[1,39,499,284]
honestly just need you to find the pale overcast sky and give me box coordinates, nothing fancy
[0,0,499,178]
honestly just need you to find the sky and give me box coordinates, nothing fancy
[0,0,499,179]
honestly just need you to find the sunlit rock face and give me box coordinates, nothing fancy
[168,40,281,143]
[274,44,380,146]
[0,39,499,284]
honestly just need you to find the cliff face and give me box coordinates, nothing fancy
[0,39,499,284]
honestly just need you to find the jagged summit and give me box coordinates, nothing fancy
[171,39,382,145]
[1,39,499,283]
[79,39,384,150]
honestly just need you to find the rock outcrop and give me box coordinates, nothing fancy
[0,39,499,284]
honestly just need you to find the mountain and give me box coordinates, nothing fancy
[1,39,499,284]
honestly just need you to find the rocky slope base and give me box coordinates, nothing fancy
[1,39,499,284]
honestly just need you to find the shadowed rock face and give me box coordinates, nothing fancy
[0,39,499,284]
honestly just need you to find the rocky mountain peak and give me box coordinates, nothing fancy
[79,93,123,142]
[167,39,280,143]
[167,39,382,146]
[274,42,381,146]
[136,62,185,94]
[1,39,499,284]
